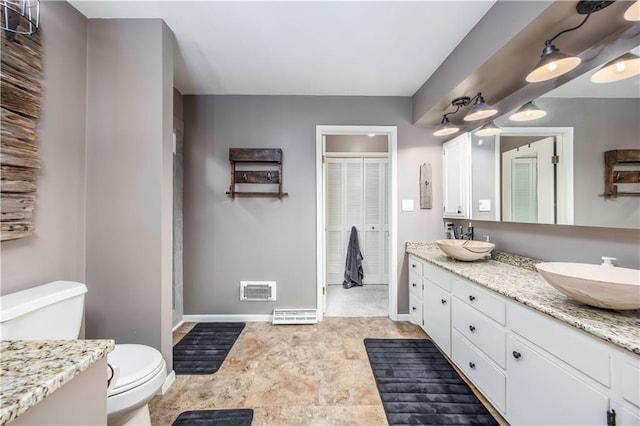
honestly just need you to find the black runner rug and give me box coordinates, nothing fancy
[364,338,499,425]
[173,322,245,375]
[172,408,253,426]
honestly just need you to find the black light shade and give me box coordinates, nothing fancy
[526,44,581,83]
[433,116,459,137]
[509,101,547,122]
[463,93,498,121]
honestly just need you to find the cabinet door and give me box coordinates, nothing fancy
[443,133,470,218]
[507,335,609,425]
[423,280,451,356]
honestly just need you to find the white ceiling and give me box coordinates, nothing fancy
[69,1,495,96]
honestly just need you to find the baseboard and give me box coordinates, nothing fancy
[182,314,272,323]
[172,320,184,332]
[159,370,175,395]
[396,314,411,321]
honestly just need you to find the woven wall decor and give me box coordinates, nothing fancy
[0,19,43,241]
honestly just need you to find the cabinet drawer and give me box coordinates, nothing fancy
[452,298,506,368]
[409,271,423,299]
[424,262,451,292]
[452,331,506,413]
[452,278,506,325]
[409,292,423,326]
[423,280,451,357]
[509,303,610,387]
[408,256,424,276]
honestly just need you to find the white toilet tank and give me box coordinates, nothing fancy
[0,281,87,340]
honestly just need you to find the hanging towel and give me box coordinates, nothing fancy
[343,226,364,289]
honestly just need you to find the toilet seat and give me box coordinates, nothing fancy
[108,344,165,396]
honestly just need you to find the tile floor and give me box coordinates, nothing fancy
[325,285,388,317]
[150,318,506,425]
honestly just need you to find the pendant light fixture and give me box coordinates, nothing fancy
[433,116,460,137]
[526,1,615,83]
[474,122,502,137]
[433,96,470,137]
[624,0,640,21]
[463,92,498,121]
[509,101,547,121]
[591,52,640,83]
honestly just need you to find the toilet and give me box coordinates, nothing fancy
[0,281,167,426]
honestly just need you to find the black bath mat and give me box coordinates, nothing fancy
[173,322,245,375]
[364,338,499,425]
[172,408,253,426]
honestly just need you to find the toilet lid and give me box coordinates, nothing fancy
[108,344,165,395]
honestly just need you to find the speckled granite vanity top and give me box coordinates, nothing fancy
[0,339,114,425]
[406,242,640,356]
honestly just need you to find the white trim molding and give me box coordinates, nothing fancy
[315,125,399,322]
[182,314,272,323]
[159,371,175,395]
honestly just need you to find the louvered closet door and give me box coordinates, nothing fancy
[344,158,364,258]
[325,159,345,285]
[363,159,385,284]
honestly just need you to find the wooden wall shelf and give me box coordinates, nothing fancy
[604,149,640,198]
[226,148,288,199]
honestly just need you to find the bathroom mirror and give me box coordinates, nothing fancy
[470,46,640,229]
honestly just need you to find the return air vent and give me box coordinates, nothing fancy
[240,281,276,301]
[272,309,318,325]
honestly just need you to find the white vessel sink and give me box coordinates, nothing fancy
[536,262,640,310]
[436,239,495,262]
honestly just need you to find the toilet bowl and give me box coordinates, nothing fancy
[0,281,168,426]
[107,344,167,425]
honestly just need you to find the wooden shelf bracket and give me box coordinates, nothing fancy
[226,148,288,199]
[604,149,640,198]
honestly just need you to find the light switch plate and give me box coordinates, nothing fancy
[479,199,491,212]
[401,199,414,212]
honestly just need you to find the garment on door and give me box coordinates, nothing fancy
[343,226,364,289]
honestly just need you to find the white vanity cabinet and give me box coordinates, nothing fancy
[442,133,470,219]
[408,256,640,425]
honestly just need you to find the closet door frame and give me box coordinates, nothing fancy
[316,125,398,322]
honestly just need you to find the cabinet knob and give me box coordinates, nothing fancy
[441,299,447,304]
[412,306,417,311]
[468,362,476,369]
[412,264,416,268]
[469,325,476,332]
[412,283,417,287]
[512,351,522,359]
[468,295,476,302]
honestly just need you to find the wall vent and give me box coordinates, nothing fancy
[272,309,318,325]
[240,281,276,301]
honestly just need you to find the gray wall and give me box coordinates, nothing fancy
[455,220,640,269]
[173,89,184,327]
[183,95,438,316]
[1,2,87,294]
[85,19,174,369]
[496,97,640,229]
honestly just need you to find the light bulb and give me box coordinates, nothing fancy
[548,62,558,72]
[616,62,626,73]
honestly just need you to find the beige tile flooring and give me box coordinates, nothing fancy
[150,318,506,425]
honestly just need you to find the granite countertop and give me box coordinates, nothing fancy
[406,242,640,356]
[0,339,115,425]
